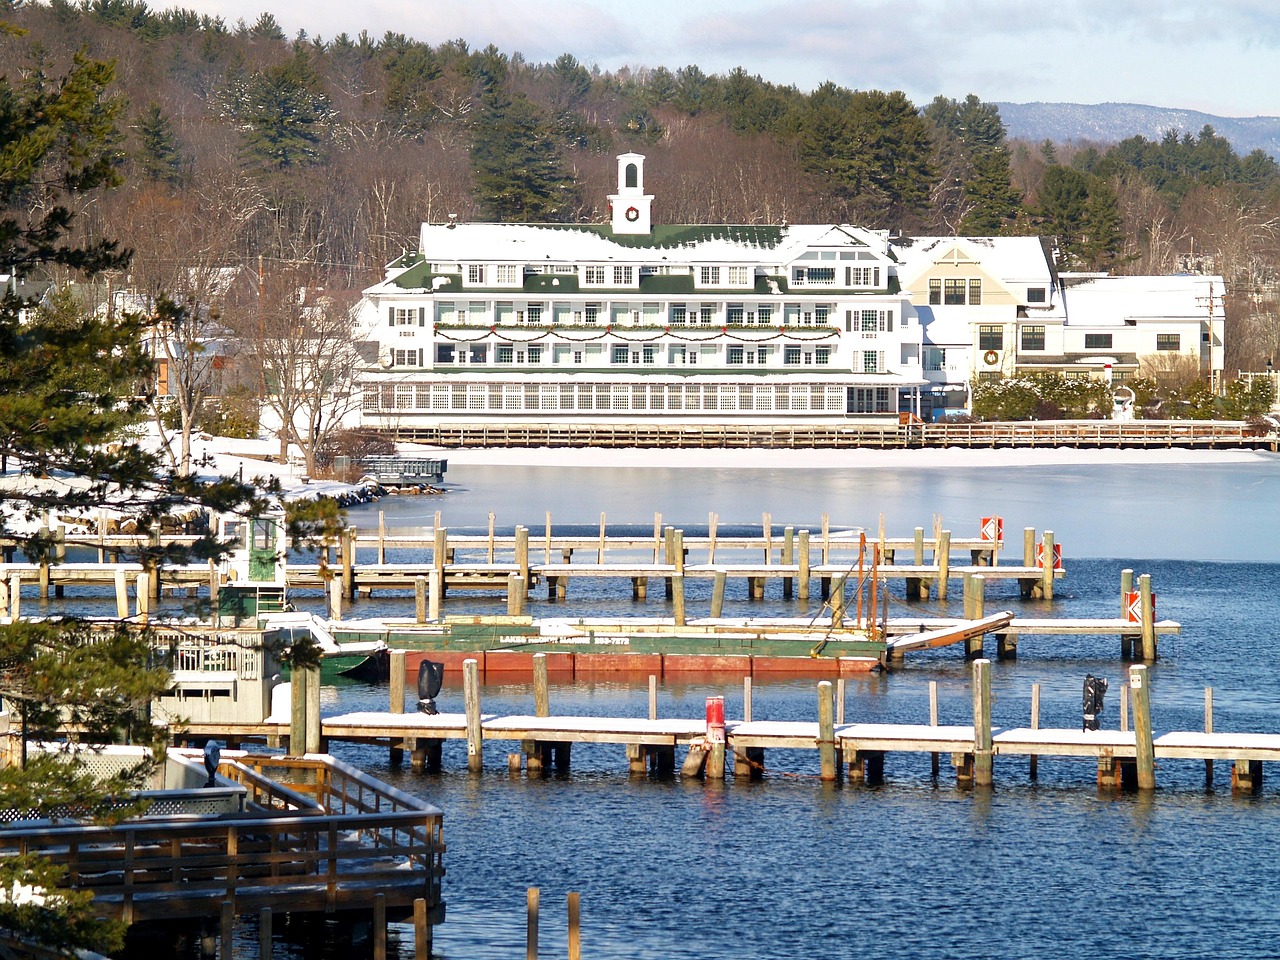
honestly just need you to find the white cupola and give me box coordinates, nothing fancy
[608,153,654,235]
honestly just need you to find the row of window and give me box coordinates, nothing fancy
[979,326,1184,353]
[929,278,982,306]
[364,382,891,414]
[414,343,851,368]
[446,261,891,291]
[792,266,882,288]
[405,302,902,331]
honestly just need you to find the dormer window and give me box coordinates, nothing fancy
[612,265,634,285]
[700,266,721,285]
[467,264,485,284]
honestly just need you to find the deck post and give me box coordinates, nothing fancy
[913,526,924,566]
[328,576,343,620]
[115,567,128,619]
[1029,683,1041,780]
[305,665,322,754]
[649,674,658,720]
[1023,527,1035,567]
[220,900,233,960]
[973,659,993,786]
[414,898,430,960]
[1130,664,1155,790]
[429,568,441,620]
[374,892,387,960]
[464,658,483,773]
[533,654,550,717]
[259,907,272,960]
[37,525,49,599]
[818,680,837,782]
[672,573,686,627]
[516,526,530,593]
[1039,530,1055,600]
[377,511,386,565]
[507,574,526,616]
[798,530,811,601]
[782,526,795,599]
[710,569,726,618]
[936,530,951,600]
[415,576,427,624]
[1139,573,1156,662]
[829,574,847,626]
[965,575,985,660]
[7,574,16,621]
[389,651,406,764]
[1120,568,1134,658]
[136,572,150,623]
[663,527,674,599]
[526,887,539,960]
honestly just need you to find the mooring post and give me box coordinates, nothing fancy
[114,567,128,619]
[7,575,18,622]
[744,676,753,722]
[1039,530,1055,600]
[526,887,540,960]
[342,526,356,600]
[1120,684,1129,732]
[968,574,986,660]
[37,524,50,599]
[929,679,940,777]
[1030,682,1041,780]
[464,658,482,773]
[1130,664,1155,790]
[1139,573,1156,662]
[516,525,530,594]
[663,526,675,599]
[568,892,581,960]
[328,576,342,620]
[648,674,658,720]
[1023,527,1035,567]
[973,659,993,786]
[533,654,549,717]
[220,900,233,960]
[836,677,846,725]
[818,680,837,782]
[507,574,526,616]
[429,568,442,620]
[672,573,686,627]
[415,576,427,624]
[414,898,430,960]
[136,572,150,624]
[710,569,726,618]
[377,510,386,565]
[1204,686,1214,786]
[798,529,811,600]
[305,665,321,754]
[433,526,447,598]
[1120,568,1135,659]
[389,650,406,765]
[829,573,847,627]
[913,526,924,566]
[782,526,795,599]
[937,530,951,600]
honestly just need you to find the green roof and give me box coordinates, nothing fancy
[542,223,789,249]
[393,265,461,291]
[524,274,581,294]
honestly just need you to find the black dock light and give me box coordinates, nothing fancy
[418,660,445,715]
[1082,675,1108,731]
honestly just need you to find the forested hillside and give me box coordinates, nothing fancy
[6,1,1280,370]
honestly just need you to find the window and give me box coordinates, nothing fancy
[496,264,518,284]
[527,345,542,364]
[728,266,750,285]
[784,346,801,365]
[467,264,485,284]
[727,304,744,324]
[862,350,878,373]
[612,265,634,285]
[671,304,687,326]
[979,325,1003,351]
[392,349,421,367]
[1085,333,1113,350]
[390,306,423,327]
[526,304,542,325]
[968,280,982,305]
[815,305,830,325]
[815,346,831,365]
[612,346,629,364]
[700,266,721,285]
[727,346,744,365]
[758,305,772,325]
[929,279,942,305]
[1021,325,1045,351]
[1027,287,1047,303]
[861,310,879,334]
[585,266,605,284]
[849,266,880,286]
[642,345,657,364]
[1156,333,1181,351]
[944,279,966,305]
[699,306,714,326]
[793,266,835,285]
[924,347,945,372]
[496,345,514,364]
[435,344,455,363]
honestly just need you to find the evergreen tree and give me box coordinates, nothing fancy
[470,83,577,222]
[0,29,257,952]
[961,146,1023,235]
[229,50,332,169]
[1035,166,1092,267]
[1080,178,1125,271]
[134,102,185,185]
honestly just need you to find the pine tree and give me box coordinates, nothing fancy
[1035,166,1092,268]
[135,102,185,185]
[1080,178,1125,271]
[961,146,1023,235]
[471,84,577,222]
[229,50,331,170]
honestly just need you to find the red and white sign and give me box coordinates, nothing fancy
[980,516,1004,542]
[705,696,725,743]
[1035,541,1063,570]
[1124,591,1156,624]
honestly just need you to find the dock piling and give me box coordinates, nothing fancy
[464,659,482,773]
[428,568,441,620]
[414,898,430,960]
[114,568,128,619]
[526,887,539,960]
[929,680,939,777]
[1130,664,1155,790]
[817,681,837,782]
[973,659,993,787]
[533,654,549,718]
[937,530,951,600]
[710,569,726,618]
[1120,568,1134,659]
[798,530,811,600]
[220,900,233,960]
[1139,573,1156,662]
[568,892,581,960]
[374,893,387,960]
[1039,530,1055,600]
[259,907,271,960]
[672,574,686,627]
[1205,687,1214,786]
[782,526,794,599]
[648,675,657,720]
[1029,683,1040,780]
[415,577,427,623]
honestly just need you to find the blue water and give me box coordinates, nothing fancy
[39,455,1280,958]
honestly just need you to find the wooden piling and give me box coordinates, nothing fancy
[913,526,924,565]
[937,530,951,600]
[836,677,846,725]
[8,574,18,621]
[342,526,356,600]
[818,680,837,782]
[929,680,939,777]
[377,511,386,565]
[1139,573,1156,662]
[1204,686,1214,786]
[464,658,482,774]
[389,650,406,764]
[533,654,549,718]
[648,675,658,721]
[1120,568,1134,659]
[1120,684,1129,733]
[1029,686,1039,783]
[798,530,811,600]
[526,887,539,960]
[414,898,430,960]
[782,526,794,599]
[487,512,496,562]
[744,676,752,722]
[672,573,686,627]
[373,892,387,960]
[432,526,447,597]
[1023,527,1035,567]
[1039,530,1055,600]
[259,907,272,960]
[821,513,830,564]
[507,574,526,616]
[136,572,150,623]
[515,526,529,594]
[0,577,7,620]
[707,512,718,563]
[973,659,993,787]
[710,569,726,618]
[305,665,321,754]
[429,568,441,620]
[1130,664,1155,790]
[114,568,128,619]
[328,577,342,620]
[568,892,581,960]
[415,576,427,624]
[220,900,233,960]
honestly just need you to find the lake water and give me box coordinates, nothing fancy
[267,453,1279,960]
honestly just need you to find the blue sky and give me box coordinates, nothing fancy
[182,0,1279,117]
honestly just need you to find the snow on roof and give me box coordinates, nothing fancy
[892,236,1054,286]
[1061,273,1224,326]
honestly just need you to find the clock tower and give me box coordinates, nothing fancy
[609,153,653,235]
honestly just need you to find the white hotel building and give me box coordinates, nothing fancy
[353,154,927,433]
[352,153,1225,432]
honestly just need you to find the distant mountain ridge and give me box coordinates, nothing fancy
[995,102,1280,158]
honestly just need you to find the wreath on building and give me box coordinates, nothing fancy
[625,206,640,222]
[983,349,999,366]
